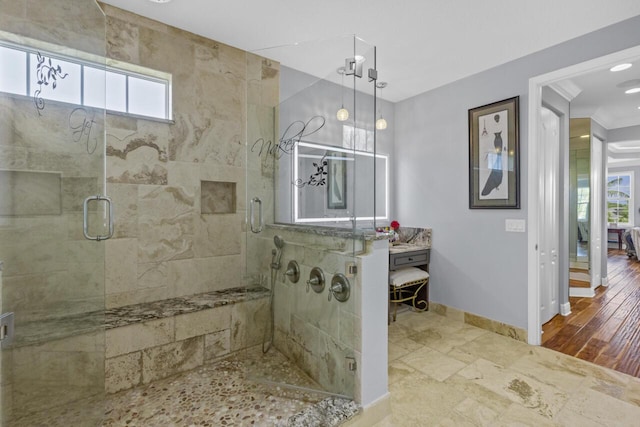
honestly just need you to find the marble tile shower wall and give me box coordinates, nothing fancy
[0,1,108,321]
[259,229,361,398]
[101,4,279,308]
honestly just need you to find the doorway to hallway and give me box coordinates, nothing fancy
[542,249,640,377]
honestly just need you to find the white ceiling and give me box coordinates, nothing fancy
[101,0,640,167]
[566,57,640,130]
[555,56,640,167]
[100,0,640,102]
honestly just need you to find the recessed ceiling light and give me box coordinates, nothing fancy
[625,87,640,94]
[148,0,172,3]
[610,63,632,72]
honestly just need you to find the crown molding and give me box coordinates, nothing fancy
[548,79,582,102]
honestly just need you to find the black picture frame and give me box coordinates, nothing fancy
[468,96,520,209]
[327,151,347,209]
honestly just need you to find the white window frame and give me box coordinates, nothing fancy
[607,170,634,227]
[0,41,172,121]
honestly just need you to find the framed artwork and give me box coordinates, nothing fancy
[468,96,520,209]
[327,151,347,209]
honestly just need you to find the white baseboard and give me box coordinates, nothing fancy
[342,393,391,427]
[569,287,595,298]
[560,302,571,316]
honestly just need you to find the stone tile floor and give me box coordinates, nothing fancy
[359,310,640,426]
[15,309,640,426]
[11,348,357,427]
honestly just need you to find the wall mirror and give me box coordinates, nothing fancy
[291,141,388,224]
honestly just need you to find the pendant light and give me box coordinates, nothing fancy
[336,67,349,121]
[375,82,387,130]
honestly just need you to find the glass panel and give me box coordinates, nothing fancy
[569,119,590,267]
[244,35,376,401]
[0,0,106,424]
[29,53,82,105]
[0,45,27,95]
[128,75,166,118]
[106,70,126,112]
[84,65,106,109]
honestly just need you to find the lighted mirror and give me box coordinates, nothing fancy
[286,141,388,224]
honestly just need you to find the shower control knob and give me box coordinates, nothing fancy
[284,260,300,283]
[328,273,350,302]
[307,267,325,294]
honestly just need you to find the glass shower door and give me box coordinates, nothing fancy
[0,0,108,424]
[244,35,378,402]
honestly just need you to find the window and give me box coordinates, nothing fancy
[0,43,171,121]
[607,171,634,226]
[577,186,589,221]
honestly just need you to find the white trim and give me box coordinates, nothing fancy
[560,302,572,316]
[527,44,640,346]
[569,287,596,298]
[590,136,603,289]
[548,80,582,102]
[602,276,609,288]
[362,392,391,410]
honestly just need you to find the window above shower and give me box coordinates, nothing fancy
[0,42,172,121]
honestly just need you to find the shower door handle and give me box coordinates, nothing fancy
[83,195,114,241]
[250,197,263,233]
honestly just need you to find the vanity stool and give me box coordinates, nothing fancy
[389,266,429,322]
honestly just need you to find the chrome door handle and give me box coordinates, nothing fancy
[250,197,263,233]
[83,195,114,241]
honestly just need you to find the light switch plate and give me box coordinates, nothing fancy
[505,219,526,232]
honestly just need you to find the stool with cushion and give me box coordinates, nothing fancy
[389,266,429,322]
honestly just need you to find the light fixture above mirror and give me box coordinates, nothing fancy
[336,67,349,121]
[375,82,387,130]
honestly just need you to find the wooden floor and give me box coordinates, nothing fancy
[542,249,640,378]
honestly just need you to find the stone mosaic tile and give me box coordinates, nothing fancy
[10,349,357,426]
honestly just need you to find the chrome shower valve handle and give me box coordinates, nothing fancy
[307,267,325,294]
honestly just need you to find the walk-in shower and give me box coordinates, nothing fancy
[0,1,383,421]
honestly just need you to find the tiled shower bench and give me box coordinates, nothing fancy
[14,286,270,394]
[103,286,270,393]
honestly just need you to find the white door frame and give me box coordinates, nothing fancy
[590,135,603,290]
[527,45,640,346]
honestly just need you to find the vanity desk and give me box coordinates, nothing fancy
[387,227,433,317]
[389,245,430,272]
[389,244,430,310]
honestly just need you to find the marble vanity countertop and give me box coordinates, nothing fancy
[388,243,430,254]
[267,223,381,240]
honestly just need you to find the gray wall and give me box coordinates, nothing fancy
[608,125,640,143]
[394,14,640,329]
